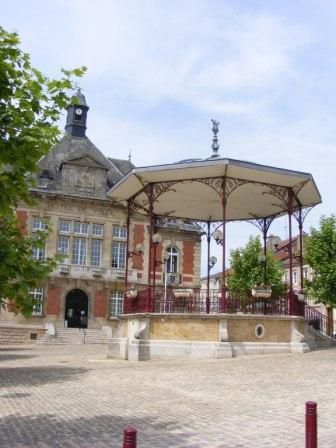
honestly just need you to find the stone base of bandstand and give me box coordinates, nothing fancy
[107,313,313,361]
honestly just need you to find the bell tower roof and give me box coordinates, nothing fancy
[74,89,88,106]
[65,89,89,138]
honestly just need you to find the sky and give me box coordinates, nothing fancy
[2,0,336,275]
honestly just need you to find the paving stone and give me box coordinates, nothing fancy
[0,345,335,447]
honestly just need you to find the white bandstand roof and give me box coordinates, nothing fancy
[107,158,321,222]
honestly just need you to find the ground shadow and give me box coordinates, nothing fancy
[0,392,31,398]
[0,413,197,448]
[0,365,89,387]
[0,353,36,362]
[0,347,32,352]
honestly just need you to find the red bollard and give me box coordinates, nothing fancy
[123,427,137,448]
[306,401,317,448]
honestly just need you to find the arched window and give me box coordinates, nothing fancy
[166,246,178,273]
[40,170,52,179]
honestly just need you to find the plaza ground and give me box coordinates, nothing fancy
[0,344,335,447]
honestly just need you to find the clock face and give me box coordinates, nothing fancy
[75,108,83,116]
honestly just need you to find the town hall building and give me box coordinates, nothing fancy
[1,91,201,329]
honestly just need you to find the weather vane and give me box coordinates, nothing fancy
[211,119,220,158]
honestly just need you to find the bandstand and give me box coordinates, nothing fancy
[106,153,328,360]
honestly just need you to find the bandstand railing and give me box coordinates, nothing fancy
[123,288,291,316]
[123,288,332,336]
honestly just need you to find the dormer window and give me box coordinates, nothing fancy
[40,170,52,179]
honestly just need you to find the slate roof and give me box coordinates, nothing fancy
[108,158,135,177]
[34,132,135,199]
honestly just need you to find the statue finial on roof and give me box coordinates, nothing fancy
[128,149,132,162]
[210,119,220,158]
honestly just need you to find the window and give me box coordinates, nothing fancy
[111,241,126,268]
[304,267,309,279]
[92,224,103,236]
[32,245,45,261]
[32,217,46,230]
[293,271,298,284]
[29,287,43,315]
[113,226,127,239]
[91,239,102,266]
[166,246,178,273]
[74,221,89,235]
[72,237,86,265]
[58,236,69,254]
[283,272,288,283]
[110,291,124,316]
[59,220,70,233]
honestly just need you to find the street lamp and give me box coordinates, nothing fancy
[128,243,145,258]
[209,255,217,270]
[152,232,163,244]
[212,229,223,245]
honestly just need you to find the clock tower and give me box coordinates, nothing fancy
[65,89,89,137]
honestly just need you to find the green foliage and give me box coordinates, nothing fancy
[0,214,62,316]
[227,235,285,304]
[304,215,336,306]
[0,26,85,313]
[0,26,86,212]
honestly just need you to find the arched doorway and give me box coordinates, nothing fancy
[65,289,88,328]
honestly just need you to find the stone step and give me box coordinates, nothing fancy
[39,327,110,345]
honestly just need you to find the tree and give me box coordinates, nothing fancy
[227,235,285,304]
[0,26,86,315]
[304,215,336,306]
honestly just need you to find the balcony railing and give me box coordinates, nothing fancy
[52,264,138,282]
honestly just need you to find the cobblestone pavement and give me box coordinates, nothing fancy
[0,345,336,448]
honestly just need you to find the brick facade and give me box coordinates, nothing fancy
[46,287,61,316]
[132,223,145,270]
[16,210,28,235]
[93,290,107,318]
[182,240,195,276]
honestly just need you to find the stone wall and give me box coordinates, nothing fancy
[109,313,312,361]
[0,324,46,345]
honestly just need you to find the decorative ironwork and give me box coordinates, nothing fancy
[247,215,276,234]
[293,205,316,226]
[196,176,251,199]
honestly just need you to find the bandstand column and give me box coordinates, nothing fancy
[206,220,211,314]
[123,201,131,313]
[220,178,227,313]
[298,206,304,291]
[287,188,296,315]
[262,218,267,285]
[147,184,154,312]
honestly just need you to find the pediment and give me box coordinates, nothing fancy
[59,155,109,170]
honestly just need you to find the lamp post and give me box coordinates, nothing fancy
[152,232,163,299]
[212,228,227,312]
[258,253,267,285]
[206,255,217,313]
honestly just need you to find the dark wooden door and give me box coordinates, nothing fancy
[65,289,88,328]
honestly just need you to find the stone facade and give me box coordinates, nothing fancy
[0,92,201,330]
[108,313,319,360]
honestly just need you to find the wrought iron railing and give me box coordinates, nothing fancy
[304,305,328,335]
[123,287,292,316]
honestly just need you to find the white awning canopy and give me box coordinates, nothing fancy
[107,158,321,222]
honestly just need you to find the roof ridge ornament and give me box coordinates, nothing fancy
[211,119,220,158]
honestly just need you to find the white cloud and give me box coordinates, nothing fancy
[60,0,311,114]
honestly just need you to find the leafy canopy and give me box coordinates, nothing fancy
[0,26,86,315]
[227,235,285,303]
[304,215,336,306]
